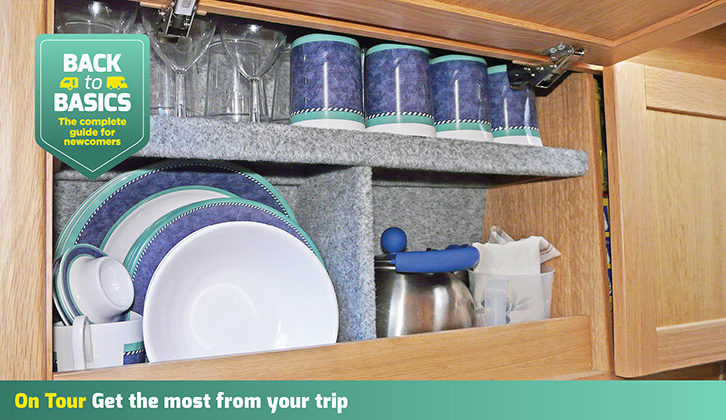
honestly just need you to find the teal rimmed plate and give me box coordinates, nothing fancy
[55,160,296,259]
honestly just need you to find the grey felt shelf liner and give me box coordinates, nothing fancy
[141,116,588,178]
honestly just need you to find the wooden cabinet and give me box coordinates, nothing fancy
[604,50,726,376]
[1,0,724,380]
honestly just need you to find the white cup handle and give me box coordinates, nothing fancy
[71,315,89,370]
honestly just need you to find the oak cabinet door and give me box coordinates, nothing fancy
[605,62,726,377]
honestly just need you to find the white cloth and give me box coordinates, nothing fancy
[473,237,541,275]
[470,227,560,324]
[487,226,561,264]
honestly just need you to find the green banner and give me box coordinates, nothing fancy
[1,381,724,419]
[35,34,149,180]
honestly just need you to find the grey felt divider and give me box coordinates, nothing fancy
[295,167,375,341]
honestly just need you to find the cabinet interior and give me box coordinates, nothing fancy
[47,1,612,379]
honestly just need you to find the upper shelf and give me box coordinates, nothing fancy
[138,116,588,183]
[136,0,726,68]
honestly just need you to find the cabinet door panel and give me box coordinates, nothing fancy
[605,62,726,377]
[647,109,726,327]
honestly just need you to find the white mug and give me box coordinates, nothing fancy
[68,255,134,323]
[53,312,144,372]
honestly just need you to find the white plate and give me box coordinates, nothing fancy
[143,221,338,362]
[101,186,235,262]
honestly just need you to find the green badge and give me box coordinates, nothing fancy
[35,34,149,180]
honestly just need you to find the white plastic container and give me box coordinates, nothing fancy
[468,265,555,326]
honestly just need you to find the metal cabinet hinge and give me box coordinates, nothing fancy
[507,44,585,90]
[154,0,199,43]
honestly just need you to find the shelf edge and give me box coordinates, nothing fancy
[55,316,592,380]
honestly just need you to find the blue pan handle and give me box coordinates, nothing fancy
[393,245,480,273]
[382,227,480,273]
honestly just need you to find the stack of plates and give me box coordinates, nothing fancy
[54,160,338,363]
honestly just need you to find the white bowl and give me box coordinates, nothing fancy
[143,221,338,362]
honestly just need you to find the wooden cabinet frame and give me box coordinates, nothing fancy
[1,0,722,380]
[604,62,726,377]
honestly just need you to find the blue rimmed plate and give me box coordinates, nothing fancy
[99,185,238,262]
[123,198,324,316]
[55,160,296,258]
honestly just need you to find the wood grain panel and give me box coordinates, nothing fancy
[133,0,604,70]
[135,0,726,66]
[55,317,592,380]
[228,0,725,65]
[219,0,615,63]
[44,0,56,380]
[137,0,601,72]
[0,0,49,380]
[657,319,726,371]
[482,73,613,373]
[440,0,708,40]
[606,61,726,377]
[632,25,726,80]
[603,1,726,64]
[604,62,660,377]
[634,361,723,380]
[644,109,726,326]
[645,67,726,119]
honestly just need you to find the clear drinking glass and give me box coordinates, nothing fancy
[270,46,291,124]
[131,21,202,117]
[205,39,252,121]
[220,23,286,122]
[55,0,137,34]
[141,7,216,117]
[150,46,176,116]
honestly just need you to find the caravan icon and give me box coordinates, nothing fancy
[106,76,128,90]
[59,77,78,90]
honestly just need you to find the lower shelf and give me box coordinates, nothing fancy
[54,316,594,380]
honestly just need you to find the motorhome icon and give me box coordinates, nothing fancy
[106,76,128,90]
